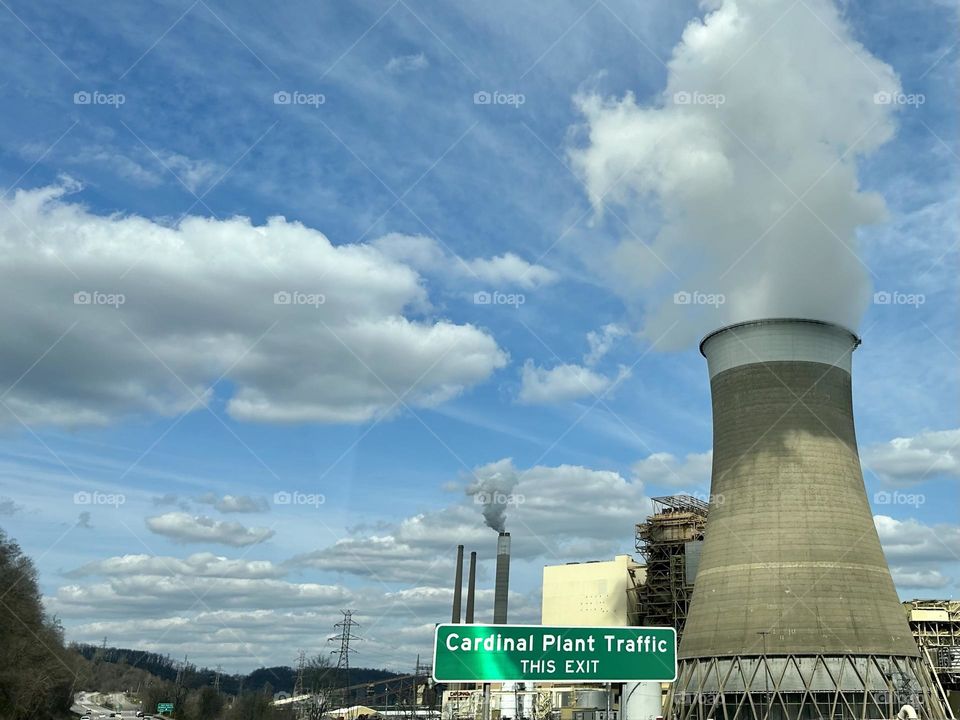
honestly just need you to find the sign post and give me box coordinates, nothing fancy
[432,624,676,683]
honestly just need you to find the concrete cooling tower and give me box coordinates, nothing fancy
[666,319,948,720]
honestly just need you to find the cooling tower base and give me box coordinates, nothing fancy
[666,653,950,719]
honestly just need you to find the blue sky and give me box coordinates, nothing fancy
[0,0,956,672]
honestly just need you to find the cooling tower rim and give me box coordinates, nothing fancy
[699,317,861,358]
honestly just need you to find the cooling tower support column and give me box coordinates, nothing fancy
[666,318,949,720]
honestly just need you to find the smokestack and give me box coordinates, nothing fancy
[465,551,477,623]
[668,318,946,720]
[452,544,464,623]
[493,532,510,624]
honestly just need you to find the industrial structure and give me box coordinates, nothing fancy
[904,600,960,694]
[631,495,706,641]
[667,318,950,720]
[543,555,643,627]
[494,533,511,625]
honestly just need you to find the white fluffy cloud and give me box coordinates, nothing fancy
[518,360,627,405]
[65,553,286,579]
[631,450,713,490]
[875,515,960,565]
[197,494,270,513]
[568,0,902,345]
[583,323,628,366]
[517,324,631,405]
[373,234,557,289]
[0,184,508,427]
[145,512,275,546]
[864,428,960,485]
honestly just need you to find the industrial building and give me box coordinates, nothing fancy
[441,318,958,720]
[542,555,643,628]
[631,496,706,641]
[904,600,960,702]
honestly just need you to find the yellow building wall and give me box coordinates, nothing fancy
[541,555,643,627]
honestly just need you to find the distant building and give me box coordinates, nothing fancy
[542,555,643,627]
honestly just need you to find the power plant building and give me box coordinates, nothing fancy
[542,555,643,627]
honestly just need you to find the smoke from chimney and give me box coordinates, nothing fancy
[465,459,519,533]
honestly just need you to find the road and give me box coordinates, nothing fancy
[72,691,145,718]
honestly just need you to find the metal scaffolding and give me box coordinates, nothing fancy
[904,599,960,690]
[631,495,707,640]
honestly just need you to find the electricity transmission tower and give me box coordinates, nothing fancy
[329,611,360,706]
[294,650,306,698]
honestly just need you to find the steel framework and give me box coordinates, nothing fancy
[904,599,960,691]
[631,495,707,640]
[665,653,952,720]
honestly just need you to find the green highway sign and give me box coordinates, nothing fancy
[157,703,174,713]
[433,624,676,682]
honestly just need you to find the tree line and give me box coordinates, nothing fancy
[0,528,400,720]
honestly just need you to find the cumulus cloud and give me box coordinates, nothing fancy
[145,512,275,547]
[632,450,713,490]
[373,234,557,289]
[290,535,454,585]
[386,52,429,74]
[463,253,559,289]
[294,458,650,580]
[875,515,960,565]
[891,569,951,591]
[52,576,350,616]
[0,184,507,427]
[568,0,902,345]
[583,323,628,366]
[518,360,629,405]
[66,553,286,579]
[864,428,960,485]
[197,493,269,513]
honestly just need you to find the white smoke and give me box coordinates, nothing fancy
[568,0,902,345]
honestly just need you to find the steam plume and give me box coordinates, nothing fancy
[569,0,902,345]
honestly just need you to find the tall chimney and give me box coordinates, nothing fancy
[493,532,510,624]
[668,318,946,720]
[452,544,464,623]
[465,551,477,623]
